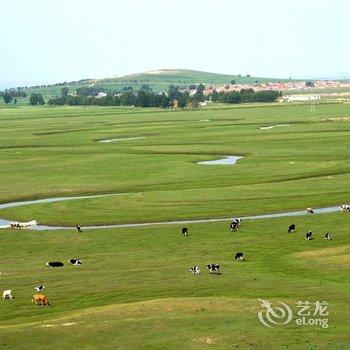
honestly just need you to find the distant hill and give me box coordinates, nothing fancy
[103,68,291,85]
[3,69,295,105]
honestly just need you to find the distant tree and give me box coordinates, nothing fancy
[192,84,205,102]
[189,85,196,90]
[168,85,181,100]
[3,92,12,104]
[61,87,69,97]
[246,74,251,78]
[196,84,205,94]
[140,84,152,92]
[29,93,45,105]
[230,80,236,85]
[14,98,17,104]
[305,81,315,87]
[210,90,219,102]
[224,85,230,89]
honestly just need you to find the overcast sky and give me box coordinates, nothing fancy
[0,0,349,88]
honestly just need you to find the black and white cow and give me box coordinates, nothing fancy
[46,261,64,267]
[182,227,189,236]
[189,266,200,275]
[288,224,296,233]
[340,205,350,212]
[68,258,83,265]
[305,231,313,240]
[35,285,45,292]
[235,252,244,261]
[306,208,315,214]
[230,218,242,231]
[206,264,220,273]
[324,232,332,240]
[76,225,82,233]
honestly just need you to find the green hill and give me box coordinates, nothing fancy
[2,69,294,105]
[104,68,291,85]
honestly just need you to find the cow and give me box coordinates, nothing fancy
[235,252,244,261]
[306,208,315,214]
[8,222,21,230]
[35,285,45,292]
[68,258,83,265]
[32,294,50,306]
[189,266,200,275]
[182,227,189,236]
[229,221,239,231]
[288,224,296,233]
[2,290,13,300]
[206,264,220,274]
[76,225,82,233]
[230,218,242,231]
[46,261,64,267]
[305,231,313,240]
[325,232,332,240]
[340,205,350,212]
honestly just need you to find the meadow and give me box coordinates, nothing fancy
[0,102,350,349]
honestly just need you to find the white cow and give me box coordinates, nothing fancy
[340,205,350,212]
[2,290,13,300]
[306,208,315,214]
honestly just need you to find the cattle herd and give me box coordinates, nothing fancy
[186,218,245,276]
[2,205,349,304]
[186,205,350,276]
[2,257,83,305]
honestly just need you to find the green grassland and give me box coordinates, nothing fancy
[0,102,350,349]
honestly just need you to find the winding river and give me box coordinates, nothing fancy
[0,193,342,231]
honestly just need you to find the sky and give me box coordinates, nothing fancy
[0,0,349,88]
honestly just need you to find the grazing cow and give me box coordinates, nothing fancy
[2,290,13,300]
[76,225,82,233]
[32,294,50,306]
[206,264,220,274]
[68,258,83,265]
[340,205,350,212]
[305,231,313,240]
[46,261,64,267]
[229,221,239,231]
[288,224,296,233]
[182,227,189,236]
[189,266,200,275]
[325,232,332,240]
[230,218,242,231]
[235,252,244,261]
[8,222,21,230]
[35,285,45,292]
[306,208,315,214]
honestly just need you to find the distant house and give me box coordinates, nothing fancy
[96,92,107,98]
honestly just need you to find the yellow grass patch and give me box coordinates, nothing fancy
[294,246,350,268]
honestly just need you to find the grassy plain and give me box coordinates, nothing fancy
[0,102,350,349]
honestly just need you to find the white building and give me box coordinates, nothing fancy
[280,94,321,102]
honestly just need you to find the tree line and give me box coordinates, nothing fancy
[209,89,281,103]
[2,85,281,107]
[0,89,27,104]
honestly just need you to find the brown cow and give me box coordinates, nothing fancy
[32,294,50,306]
